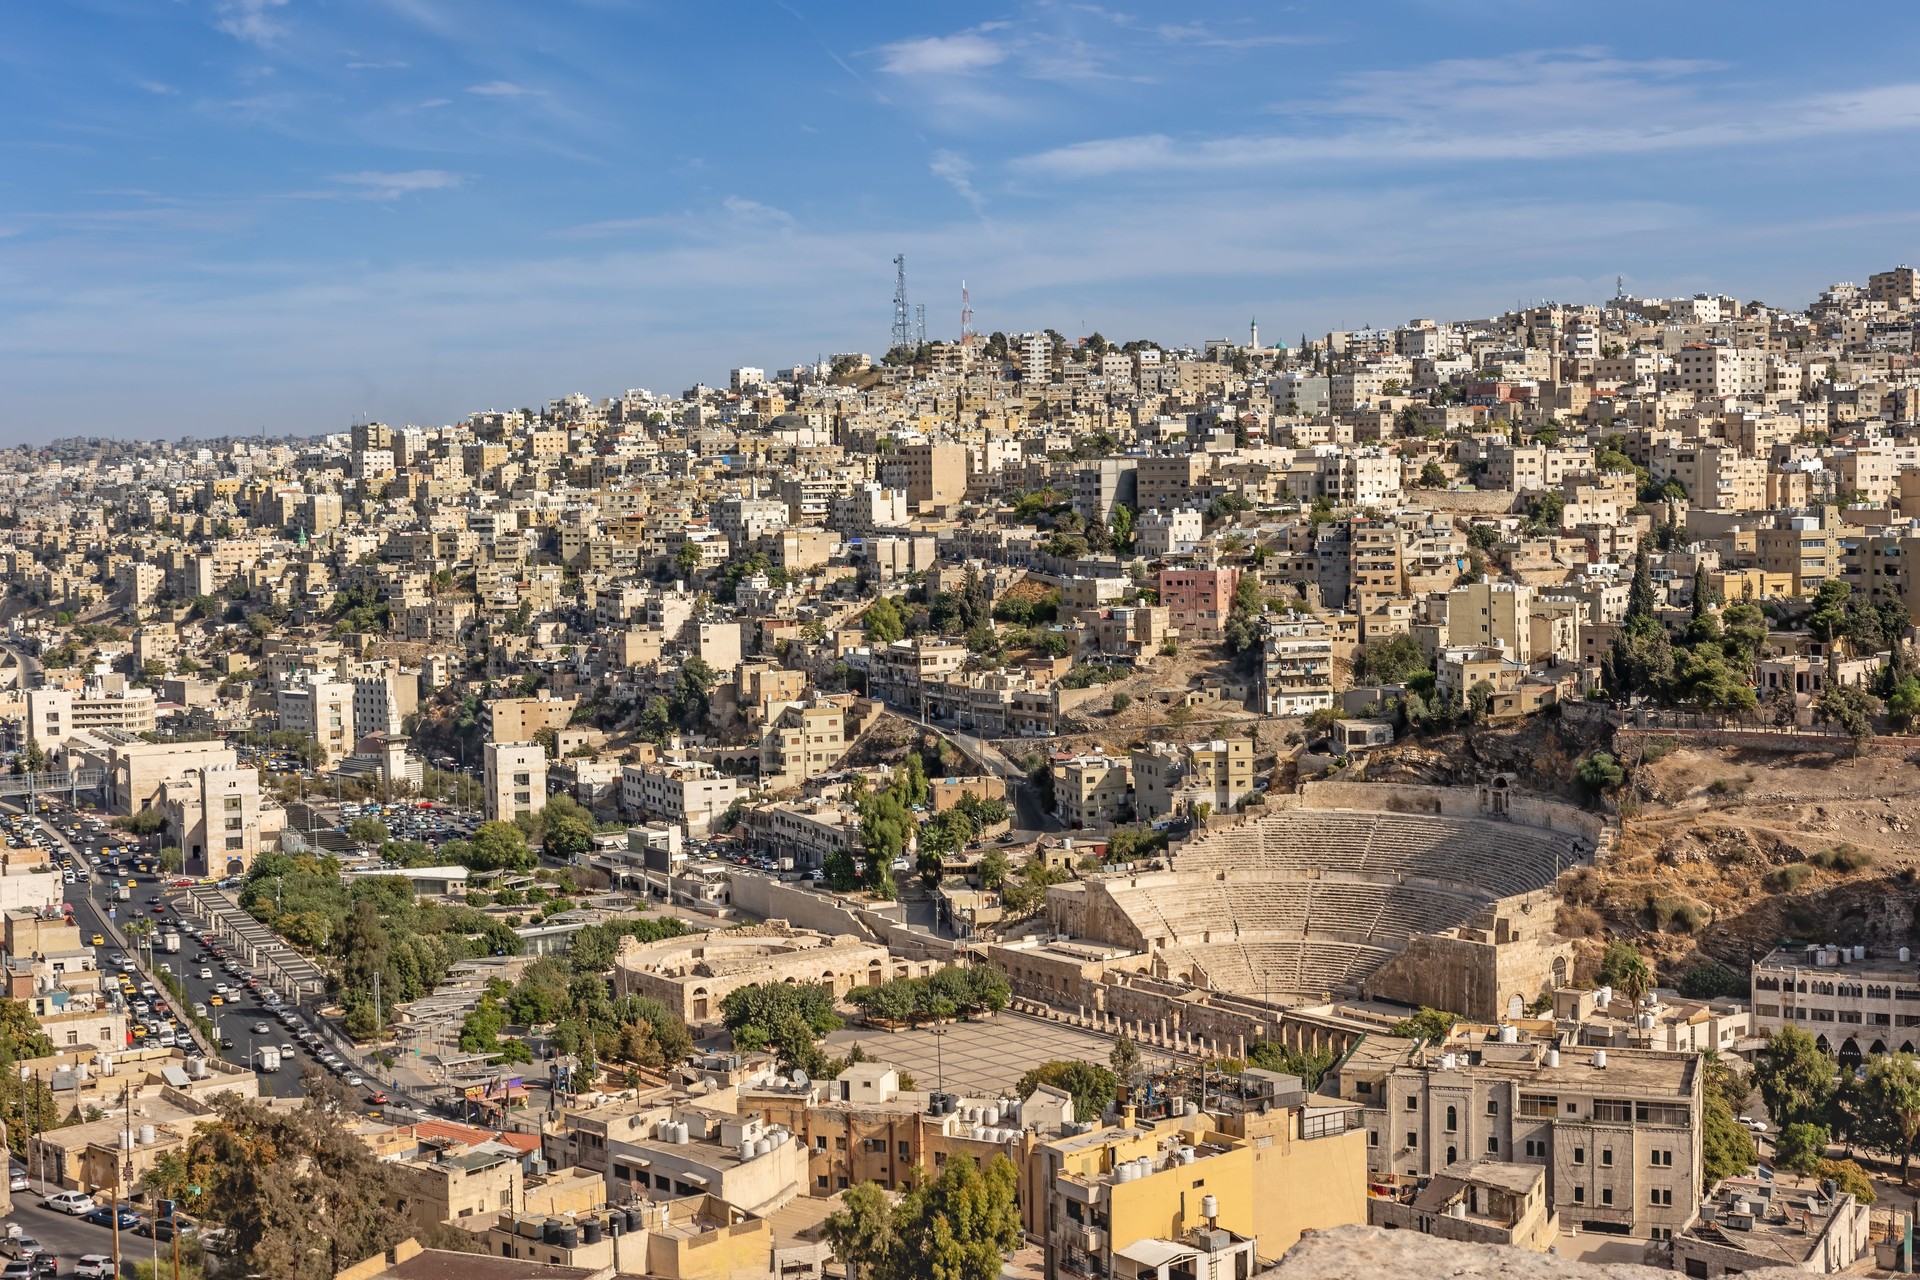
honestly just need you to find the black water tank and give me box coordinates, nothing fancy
[559,1225,580,1250]
[626,1207,644,1232]
[581,1219,603,1245]
[542,1218,564,1244]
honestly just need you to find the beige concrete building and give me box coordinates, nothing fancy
[1053,753,1134,828]
[484,740,548,823]
[1446,580,1534,663]
[27,682,158,746]
[620,759,740,837]
[611,922,931,1024]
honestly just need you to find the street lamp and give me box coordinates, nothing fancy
[930,1026,949,1094]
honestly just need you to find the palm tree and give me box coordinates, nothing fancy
[1617,949,1654,1008]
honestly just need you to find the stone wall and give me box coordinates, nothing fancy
[1268,1226,1804,1280]
[1292,780,1608,848]
[724,872,881,940]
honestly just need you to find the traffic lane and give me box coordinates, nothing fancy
[3,1188,132,1271]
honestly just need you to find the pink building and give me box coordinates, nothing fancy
[1156,565,1242,641]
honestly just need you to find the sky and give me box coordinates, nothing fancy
[8,2,1920,441]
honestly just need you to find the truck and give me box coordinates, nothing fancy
[117,885,131,902]
[255,1046,282,1072]
[161,932,180,953]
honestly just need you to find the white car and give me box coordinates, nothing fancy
[8,1168,27,1192]
[1742,1118,1771,1134]
[44,1189,95,1215]
[75,1258,115,1280]
[212,983,229,996]
[197,968,213,980]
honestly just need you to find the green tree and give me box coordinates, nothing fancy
[1817,683,1880,757]
[1816,1158,1877,1205]
[541,794,596,860]
[1418,460,1447,488]
[1247,1040,1339,1089]
[1774,1122,1831,1176]
[1856,1051,1920,1185]
[1389,1007,1458,1042]
[1890,674,1920,733]
[1015,1060,1119,1124]
[462,821,535,872]
[1574,751,1625,799]
[1752,1026,1838,1134]
[1599,943,1653,1007]
[674,542,702,579]
[1109,1033,1141,1082]
[1108,503,1135,554]
[863,597,907,645]
[824,1155,1022,1280]
[1701,1082,1757,1187]
[346,816,389,847]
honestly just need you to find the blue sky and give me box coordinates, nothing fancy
[8,1,1920,440]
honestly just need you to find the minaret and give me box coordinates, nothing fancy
[1249,317,1260,351]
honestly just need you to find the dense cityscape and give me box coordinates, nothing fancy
[6,261,1920,1278]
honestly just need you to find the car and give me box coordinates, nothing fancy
[2,1260,34,1280]
[208,995,224,1006]
[8,1167,27,1192]
[252,1022,270,1034]
[197,967,213,980]
[1742,1118,1771,1133]
[369,1090,389,1105]
[43,1190,94,1215]
[192,1002,207,1017]
[217,1036,234,1049]
[346,1075,364,1087]
[212,983,228,995]
[0,1237,44,1263]
[84,1204,140,1229]
[74,1258,114,1280]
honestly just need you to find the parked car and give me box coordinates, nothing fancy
[74,1258,115,1280]
[8,1167,28,1192]
[43,1190,94,1215]
[84,1205,140,1230]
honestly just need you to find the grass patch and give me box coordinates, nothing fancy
[1768,863,1816,892]
[1808,844,1873,872]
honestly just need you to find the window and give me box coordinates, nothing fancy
[835,1137,847,1150]
[1369,1130,1379,1147]
[837,1177,849,1190]
[1601,1149,1613,1167]
[1486,1135,1499,1153]
[1651,1188,1673,1206]
[1592,1100,1633,1123]
[1523,1138,1546,1158]
[816,1136,827,1151]
[1486,1100,1499,1116]
[899,1141,911,1158]
[1405,1096,1419,1111]
[1601,1189,1613,1206]
[1406,1132,1418,1149]
[1573,1147,1585,1165]
[1651,1149,1673,1168]
[1445,1105,1458,1132]
[1573,1188,1585,1204]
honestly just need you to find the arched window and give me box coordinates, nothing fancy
[1445,1105,1457,1132]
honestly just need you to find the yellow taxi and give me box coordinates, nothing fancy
[131,1025,148,1039]
[209,994,224,1006]
[91,933,105,946]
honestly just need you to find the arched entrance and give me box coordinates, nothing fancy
[1838,1037,1863,1069]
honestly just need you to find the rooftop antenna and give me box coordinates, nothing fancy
[1616,274,1626,300]
[890,254,912,352]
[960,281,975,347]
[914,303,926,348]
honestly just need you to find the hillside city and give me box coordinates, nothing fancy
[13,262,1920,1278]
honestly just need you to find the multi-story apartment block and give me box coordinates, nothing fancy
[1333,1032,1702,1240]
[27,681,158,746]
[1261,618,1335,715]
[1131,737,1255,821]
[276,675,355,768]
[620,759,740,837]
[1053,753,1133,828]
[1156,566,1241,642]
[484,740,548,824]
[882,441,968,509]
[1446,579,1535,663]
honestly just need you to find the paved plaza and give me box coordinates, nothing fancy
[822,1009,1128,1096]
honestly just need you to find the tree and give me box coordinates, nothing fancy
[1627,543,1657,624]
[1817,683,1880,757]
[674,542,702,579]
[1109,1033,1140,1082]
[1816,1158,1876,1205]
[1108,504,1135,554]
[1418,460,1447,488]
[346,816,389,847]
[1599,943,1653,1007]
[1574,751,1625,800]
[541,794,596,860]
[462,821,535,872]
[1855,1051,1920,1185]
[824,1154,1023,1280]
[1390,1007,1457,1042]
[1248,1040,1339,1089]
[1889,673,1920,732]
[1775,1122,1831,1176]
[864,596,906,645]
[1752,1026,1838,1134]
[1015,1060,1119,1124]
[158,845,185,874]
[1701,1083,1757,1188]
[1353,634,1430,686]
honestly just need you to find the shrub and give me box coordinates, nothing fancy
[1767,863,1815,892]
[1808,844,1873,872]
[1675,962,1746,999]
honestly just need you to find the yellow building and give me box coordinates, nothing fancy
[1707,568,1795,604]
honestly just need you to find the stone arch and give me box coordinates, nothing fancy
[1838,1037,1863,1068]
[1506,995,1524,1020]
[1870,1039,1887,1057]
[1551,957,1569,988]
[1816,1034,1832,1056]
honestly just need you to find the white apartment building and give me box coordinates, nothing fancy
[620,759,740,837]
[1751,943,1920,1060]
[1261,618,1335,716]
[1133,508,1205,558]
[275,676,355,768]
[27,682,158,746]
[162,761,274,878]
[1672,345,1767,398]
[484,741,548,824]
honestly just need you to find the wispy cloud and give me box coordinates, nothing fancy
[214,0,291,47]
[467,80,540,98]
[1016,51,1920,177]
[329,169,464,199]
[346,59,410,70]
[135,80,179,96]
[877,31,1007,77]
[929,150,984,214]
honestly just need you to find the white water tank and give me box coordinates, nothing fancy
[1596,985,1613,1006]
[676,1123,691,1145]
[1593,1049,1607,1069]
[1116,1162,1136,1183]
[1201,1194,1219,1221]
[1855,945,1867,961]
[1498,1024,1517,1044]
[119,1131,134,1150]
[1186,1101,1199,1117]
[1904,948,1913,963]
[139,1124,156,1146]
[1638,1013,1655,1030]
[740,1141,757,1162]
[756,1138,773,1157]
[985,1105,1001,1126]
[1545,1047,1561,1068]
[1439,1053,1457,1071]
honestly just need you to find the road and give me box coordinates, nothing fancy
[15,800,337,1106]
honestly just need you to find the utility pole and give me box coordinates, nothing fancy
[373,969,382,1033]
